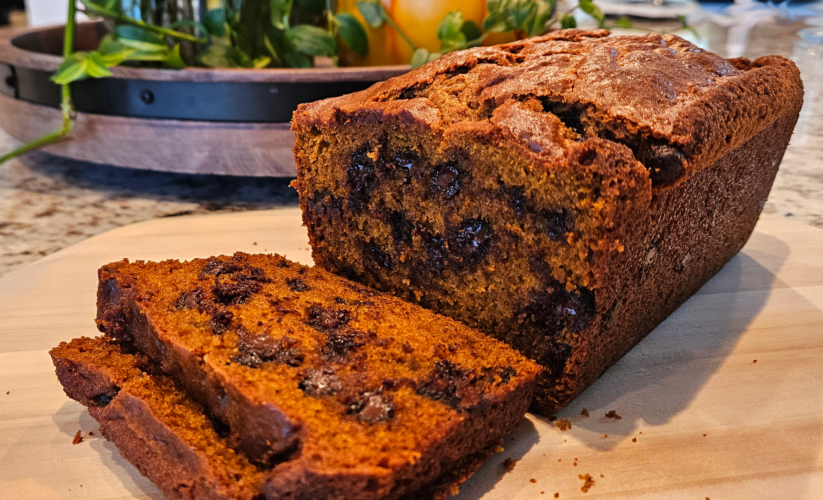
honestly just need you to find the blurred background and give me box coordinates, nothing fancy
[0,0,821,278]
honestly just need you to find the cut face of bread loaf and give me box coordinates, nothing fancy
[291,29,804,414]
[90,252,540,499]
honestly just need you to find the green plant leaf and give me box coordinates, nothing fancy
[198,44,253,68]
[284,51,312,68]
[115,25,164,45]
[335,13,369,56]
[203,8,228,37]
[286,25,337,57]
[97,39,136,66]
[510,0,536,30]
[164,45,186,68]
[411,48,430,69]
[561,13,576,29]
[437,11,466,51]
[169,19,211,38]
[482,0,515,34]
[271,0,291,30]
[526,0,554,36]
[613,15,633,28]
[253,56,272,68]
[51,51,112,84]
[460,20,481,42]
[579,0,605,27]
[356,1,384,29]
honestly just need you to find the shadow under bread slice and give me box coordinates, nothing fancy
[93,252,541,499]
[50,336,505,500]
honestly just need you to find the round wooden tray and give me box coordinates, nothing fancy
[0,23,409,177]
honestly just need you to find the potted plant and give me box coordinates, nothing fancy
[0,0,630,176]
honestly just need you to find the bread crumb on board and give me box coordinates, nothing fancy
[580,408,589,417]
[605,410,622,420]
[530,478,537,483]
[555,418,572,431]
[579,473,595,493]
[632,437,637,443]
[72,430,83,445]
[502,458,517,472]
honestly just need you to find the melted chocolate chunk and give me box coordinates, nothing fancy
[502,184,528,216]
[233,331,304,368]
[286,278,311,293]
[91,390,117,407]
[348,390,394,423]
[348,145,378,210]
[536,209,571,240]
[420,231,448,272]
[451,218,493,265]
[363,240,391,270]
[175,287,205,310]
[211,264,268,305]
[542,342,572,378]
[522,285,595,335]
[390,211,414,245]
[643,144,685,185]
[418,360,478,409]
[324,329,366,361]
[430,161,463,198]
[211,309,234,335]
[208,413,231,438]
[305,305,350,331]
[390,149,421,183]
[308,190,344,220]
[299,368,343,396]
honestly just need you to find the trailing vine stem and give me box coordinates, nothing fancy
[0,1,77,165]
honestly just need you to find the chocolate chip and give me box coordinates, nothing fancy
[536,209,571,240]
[643,144,685,185]
[91,391,116,407]
[348,145,378,210]
[324,330,366,361]
[401,341,414,354]
[349,391,394,423]
[501,184,528,216]
[305,305,350,331]
[418,360,477,409]
[211,309,234,335]
[287,278,310,292]
[523,285,595,335]
[232,332,304,368]
[175,287,205,310]
[431,161,463,198]
[363,240,391,270]
[451,218,493,265]
[390,211,414,245]
[390,149,421,183]
[212,264,268,305]
[420,231,447,272]
[299,367,343,396]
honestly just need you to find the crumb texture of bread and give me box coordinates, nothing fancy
[291,29,804,414]
[86,252,541,500]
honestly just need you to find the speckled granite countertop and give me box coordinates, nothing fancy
[0,10,822,278]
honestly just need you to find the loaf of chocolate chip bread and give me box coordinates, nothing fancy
[291,29,804,414]
[90,252,540,499]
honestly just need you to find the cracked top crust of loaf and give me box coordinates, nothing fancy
[293,29,803,186]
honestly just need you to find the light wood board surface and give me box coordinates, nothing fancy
[0,209,821,500]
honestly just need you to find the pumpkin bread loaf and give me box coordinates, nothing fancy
[291,29,804,414]
[88,252,541,499]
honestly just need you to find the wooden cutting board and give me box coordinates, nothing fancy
[1,208,821,500]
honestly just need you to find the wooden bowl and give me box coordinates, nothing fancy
[0,22,409,176]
